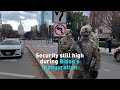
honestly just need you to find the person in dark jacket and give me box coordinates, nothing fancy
[107,38,112,53]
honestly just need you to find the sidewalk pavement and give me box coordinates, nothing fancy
[99,47,115,55]
[27,45,115,79]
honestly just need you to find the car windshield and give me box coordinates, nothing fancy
[1,40,20,45]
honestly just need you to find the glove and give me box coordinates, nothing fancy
[90,71,98,79]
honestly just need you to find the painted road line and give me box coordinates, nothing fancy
[38,45,41,47]
[2,59,17,62]
[103,69,111,72]
[0,72,36,78]
[49,46,53,47]
[43,45,47,47]
[26,45,29,47]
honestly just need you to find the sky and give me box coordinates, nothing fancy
[1,11,90,32]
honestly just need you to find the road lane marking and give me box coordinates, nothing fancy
[26,45,29,47]
[0,72,36,78]
[2,59,17,62]
[43,45,47,47]
[49,45,58,48]
[49,46,53,47]
[38,45,41,47]
[103,69,111,72]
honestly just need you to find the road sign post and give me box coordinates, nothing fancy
[52,11,67,55]
[53,23,66,37]
[52,11,66,23]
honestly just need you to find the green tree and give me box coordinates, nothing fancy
[24,31,32,40]
[67,11,88,39]
[1,24,13,39]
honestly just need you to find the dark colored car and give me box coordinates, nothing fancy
[52,37,59,42]
[114,46,120,62]
[52,36,63,42]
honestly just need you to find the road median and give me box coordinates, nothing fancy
[27,45,56,79]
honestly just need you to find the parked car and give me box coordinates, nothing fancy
[52,36,63,42]
[114,46,120,62]
[0,38,24,58]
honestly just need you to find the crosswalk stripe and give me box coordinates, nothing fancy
[26,45,29,46]
[38,45,41,47]
[43,45,47,47]
[49,46,53,47]
[29,45,57,48]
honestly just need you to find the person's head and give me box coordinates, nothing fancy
[65,29,72,38]
[86,24,92,30]
[80,25,92,39]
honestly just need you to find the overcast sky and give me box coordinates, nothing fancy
[1,11,90,32]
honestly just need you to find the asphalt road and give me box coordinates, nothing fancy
[97,54,120,79]
[26,40,120,79]
[26,40,58,54]
[0,44,42,79]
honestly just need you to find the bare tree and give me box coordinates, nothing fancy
[89,11,102,32]
[89,11,120,41]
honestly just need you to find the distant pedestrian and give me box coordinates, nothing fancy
[107,38,112,53]
[48,35,51,43]
[45,36,48,42]
[51,35,53,43]
[40,37,42,42]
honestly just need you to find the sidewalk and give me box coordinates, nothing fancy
[99,47,115,55]
[27,45,115,79]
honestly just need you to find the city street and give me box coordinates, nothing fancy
[0,42,43,79]
[97,54,120,79]
[26,40,120,79]
[0,40,119,79]
[0,11,120,79]
[26,40,58,54]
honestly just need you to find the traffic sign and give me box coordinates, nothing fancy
[53,23,66,37]
[52,11,66,23]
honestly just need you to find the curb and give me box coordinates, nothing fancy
[100,52,114,56]
[99,48,115,56]
[101,52,114,56]
[27,45,56,79]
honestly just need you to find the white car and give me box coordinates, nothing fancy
[0,38,24,58]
